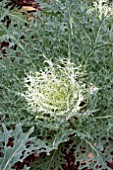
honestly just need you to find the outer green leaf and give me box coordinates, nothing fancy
[37,149,65,170]
[0,124,34,170]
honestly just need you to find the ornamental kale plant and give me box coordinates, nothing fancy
[0,0,113,169]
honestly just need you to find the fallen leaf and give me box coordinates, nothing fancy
[88,153,93,158]
[21,6,37,11]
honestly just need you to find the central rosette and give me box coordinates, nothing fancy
[24,59,89,117]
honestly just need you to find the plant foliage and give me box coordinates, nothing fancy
[0,0,113,169]
[0,124,34,170]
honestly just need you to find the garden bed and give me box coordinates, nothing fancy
[0,0,113,170]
